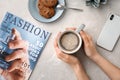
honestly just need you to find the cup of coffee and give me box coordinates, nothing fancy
[58,24,85,54]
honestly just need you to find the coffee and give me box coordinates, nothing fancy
[60,32,79,51]
[58,30,82,54]
[58,24,85,54]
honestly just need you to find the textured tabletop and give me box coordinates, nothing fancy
[0,0,120,80]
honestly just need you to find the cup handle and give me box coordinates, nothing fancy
[76,24,85,33]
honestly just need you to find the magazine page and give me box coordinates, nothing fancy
[0,12,50,80]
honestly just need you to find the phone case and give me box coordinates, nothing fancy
[97,13,120,51]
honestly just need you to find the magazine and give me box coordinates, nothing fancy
[0,12,50,79]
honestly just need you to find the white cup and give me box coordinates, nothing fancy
[58,24,85,54]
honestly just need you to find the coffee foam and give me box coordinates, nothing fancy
[60,32,79,51]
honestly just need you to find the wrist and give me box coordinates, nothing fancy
[71,59,81,69]
[72,62,82,73]
[72,62,89,80]
[89,52,101,62]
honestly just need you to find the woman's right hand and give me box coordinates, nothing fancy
[80,31,99,59]
[80,31,120,80]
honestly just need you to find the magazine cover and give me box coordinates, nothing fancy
[0,12,50,80]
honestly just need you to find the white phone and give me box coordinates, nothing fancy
[97,13,120,51]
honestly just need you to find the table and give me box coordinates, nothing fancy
[0,0,120,80]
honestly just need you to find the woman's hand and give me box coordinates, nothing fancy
[54,28,89,80]
[80,31,99,59]
[54,32,79,68]
[80,31,120,80]
[1,28,30,80]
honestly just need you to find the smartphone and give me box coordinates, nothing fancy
[97,13,120,51]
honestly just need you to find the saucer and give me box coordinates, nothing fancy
[28,0,65,23]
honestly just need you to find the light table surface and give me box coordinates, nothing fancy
[0,0,120,80]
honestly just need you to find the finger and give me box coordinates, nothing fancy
[8,40,28,50]
[54,45,69,60]
[0,68,3,75]
[57,51,68,59]
[55,47,67,60]
[56,50,74,63]
[85,32,93,42]
[56,32,62,43]
[54,32,65,56]
[53,32,71,61]
[8,59,24,72]
[54,41,66,59]
[54,32,61,48]
[5,50,27,62]
[80,31,89,44]
[14,69,25,79]
[12,28,22,40]
[65,27,76,31]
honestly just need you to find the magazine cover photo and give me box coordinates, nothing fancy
[0,12,50,80]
